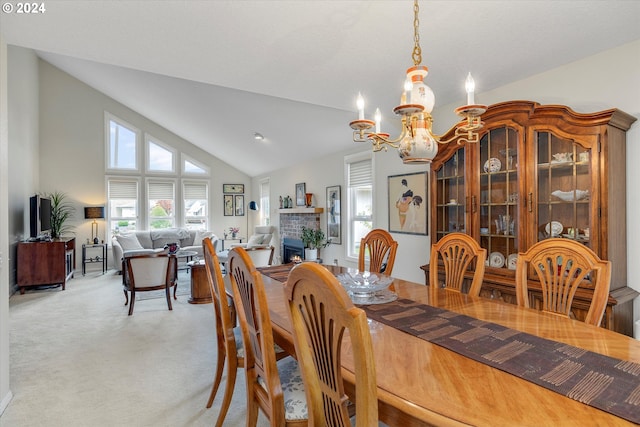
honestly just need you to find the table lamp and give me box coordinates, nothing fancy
[84,206,105,244]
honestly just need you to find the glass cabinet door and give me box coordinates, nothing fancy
[434,149,466,241]
[535,131,592,249]
[479,127,520,269]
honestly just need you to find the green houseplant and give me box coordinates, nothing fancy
[301,226,331,261]
[46,191,75,239]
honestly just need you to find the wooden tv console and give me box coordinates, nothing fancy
[17,237,75,294]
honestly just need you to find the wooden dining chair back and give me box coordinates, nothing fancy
[285,262,378,427]
[515,239,611,326]
[202,237,244,426]
[122,252,177,315]
[227,247,308,426]
[429,232,486,299]
[358,228,398,275]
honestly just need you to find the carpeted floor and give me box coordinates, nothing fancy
[1,269,271,427]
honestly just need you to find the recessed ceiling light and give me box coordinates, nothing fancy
[254,132,264,141]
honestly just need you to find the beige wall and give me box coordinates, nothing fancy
[37,59,251,267]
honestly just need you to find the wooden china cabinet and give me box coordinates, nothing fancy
[422,101,637,336]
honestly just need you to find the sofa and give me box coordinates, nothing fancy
[112,228,217,272]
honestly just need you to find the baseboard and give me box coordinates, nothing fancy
[0,390,13,416]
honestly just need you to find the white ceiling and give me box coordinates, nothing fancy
[2,1,639,177]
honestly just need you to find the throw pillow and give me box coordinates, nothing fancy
[193,231,215,247]
[116,234,144,251]
[246,234,264,249]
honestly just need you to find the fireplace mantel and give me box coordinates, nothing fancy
[278,207,324,214]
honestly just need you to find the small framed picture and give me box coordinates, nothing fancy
[326,185,341,244]
[223,195,234,216]
[295,183,306,206]
[235,195,245,216]
[388,172,428,235]
[223,183,244,194]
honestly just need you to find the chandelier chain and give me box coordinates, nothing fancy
[412,0,422,66]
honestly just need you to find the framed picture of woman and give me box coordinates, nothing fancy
[388,172,427,235]
[326,185,341,244]
[295,183,306,206]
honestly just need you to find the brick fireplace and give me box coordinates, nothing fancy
[279,208,323,261]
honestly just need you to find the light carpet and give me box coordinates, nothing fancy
[1,269,271,427]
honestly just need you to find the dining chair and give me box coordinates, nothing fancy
[202,237,244,426]
[285,262,378,427]
[429,232,486,298]
[515,238,611,326]
[122,252,177,316]
[358,228,398,275]
[227,247,308,427]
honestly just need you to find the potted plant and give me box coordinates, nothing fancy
[46,191,75,239]
[301,226,331,261]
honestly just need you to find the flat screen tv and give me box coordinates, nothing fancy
[30,195,52,239]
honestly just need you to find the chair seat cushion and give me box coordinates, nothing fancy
[233,327,244,358]
[258,356,307,420]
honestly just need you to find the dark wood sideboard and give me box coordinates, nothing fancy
[17,237,75,294]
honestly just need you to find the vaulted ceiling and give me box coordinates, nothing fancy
[2,1,639,176]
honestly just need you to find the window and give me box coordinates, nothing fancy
[260,179,270,225]
[105,111,211,236]
[182,154,209,175]
[147,179,175,230]
[106,114,139,171]
[183,180,208,231]
[345,153,373,259]
[108,179,139,237]
[146,136,175,173]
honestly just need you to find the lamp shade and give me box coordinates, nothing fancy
[248,201,259,211]
[84,206,105,219]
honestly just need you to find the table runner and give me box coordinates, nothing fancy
[257,263,640,423]
[363,298,640,424]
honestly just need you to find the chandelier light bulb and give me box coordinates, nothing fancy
[402,78,413,104]
[374,108,382,133]
[357,92,365,120]
[465,72,475,105]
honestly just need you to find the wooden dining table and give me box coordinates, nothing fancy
[259,264,640,427]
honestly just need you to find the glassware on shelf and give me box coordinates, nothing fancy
[495,215,514,235]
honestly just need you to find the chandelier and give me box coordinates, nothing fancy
[349,0,486,163]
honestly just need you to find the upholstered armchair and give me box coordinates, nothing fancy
[230,225,274,249]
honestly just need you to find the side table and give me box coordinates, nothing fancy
[220,237,244,250]
[188,261,212,304]
[82,243,108,275]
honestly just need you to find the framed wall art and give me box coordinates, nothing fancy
[388,172,428,235]
[223,194,234,216]
[234,195,245,216]
[326,185,341,244]
[223,183,244,194]
[295,183,306,206]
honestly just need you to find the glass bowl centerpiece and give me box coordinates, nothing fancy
[336,271,393,298]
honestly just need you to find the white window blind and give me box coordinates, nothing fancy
[184,182,207,199]
[148,181,174,199]
[349,159,372,186]
[109,180,138,199]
